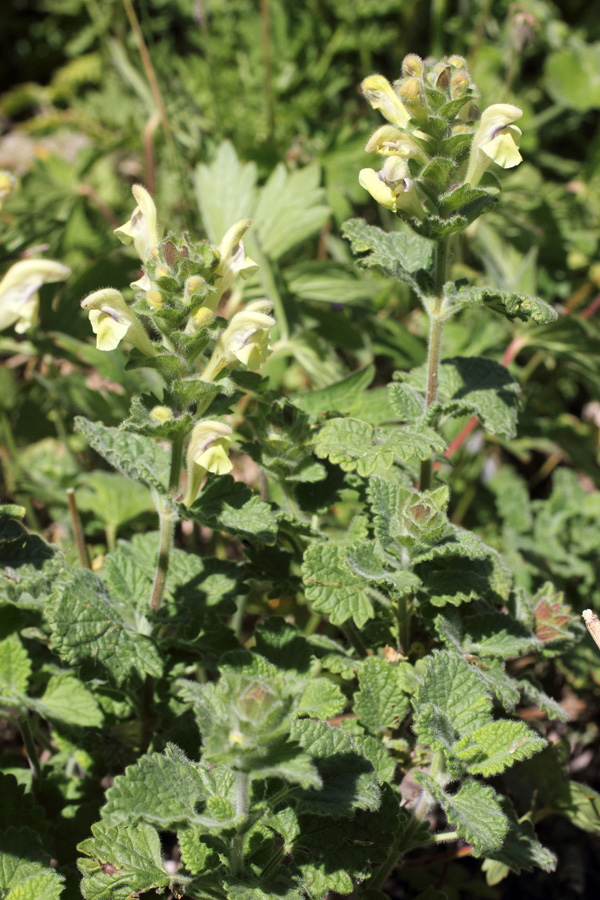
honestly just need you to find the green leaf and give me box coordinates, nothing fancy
[74,417,170,493]
[0,637,31,704]
[185,475,277,545]
[354,657,412,735]
[101,744,217,828]
[0,774,49,836]
[412,651,492,754]
[439,183,498,218]
[75,472,154,534]
[411,213,468,241]
[341,218,433,287]
[434,606,538,658]
[450,286,557,324]
[315,418,445,477]
[297,678,345,720]
[0,518,63,610]
[518,678,569,722]
[290,719,381,818]
[420,157,455,189]
[33,674,103,727]
[482,799,556,879]
[0,828,64,899]
[194,140,258,242]
[415,544,512,607]
[302,542,375,628]
[291,366,375,415]
[46,568,163,685]
[545,42,600,112]
[416,773,508,854]
[78,821,170,900]
[453,720,546,776]
[403,356,521,438]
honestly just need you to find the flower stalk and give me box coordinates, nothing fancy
[420,238,449,491]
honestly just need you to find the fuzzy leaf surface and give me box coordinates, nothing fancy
[46,568,162,685]
[0,828,64,899]
[450,287,557,324]
[453,720,546,776]
[434,607,538,658]
[78,821,170,900]
[74,417,170,493]
[354,657,413,735]
[0,637,31,704]
[341,218,433,287]
[315,418,445,476]
[302,542,374,627]
[416,773,508,854]
[185,475,277,545]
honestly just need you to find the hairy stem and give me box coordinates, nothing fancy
[66,488,90,569]
[230,770,250,876]
[396,594,413,656]
[367,750,443,891]
[18,715,41,782]
[150,433,183,614]
[419,238,448,491]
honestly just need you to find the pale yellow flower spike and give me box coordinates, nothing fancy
[183,420,233,506]
[465,103,523,187]
[358,168,424,219]
[361,75,411,129]
[114,184,160,263]
[0,259,71,333]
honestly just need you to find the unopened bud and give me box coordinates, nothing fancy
[186,276,205,293]
[434,63,451,90]
[150,406,172,423]
[448,55,466,69]
[451,71,470,99]
[402,54,423,78]
[398,77,427,120]
[146,290,164,309]
[155,264,170,278]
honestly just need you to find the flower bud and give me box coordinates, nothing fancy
[402,54,423,78]
[146,290,164,309]
[398,78,427,121]
[150,406,172,423]
[451,71,470,99]
[155,264,171,279]
[433,63,451,90]
[448,55,466,69]
[114,185,160,263]
[361,75,411,128]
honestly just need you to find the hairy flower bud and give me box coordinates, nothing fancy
[402,54,423,78]
[361,75,411,128]
[114,185,160,263]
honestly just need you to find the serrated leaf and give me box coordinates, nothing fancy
[411,214,468,241]
[315,418,445,477]
[412,651,491,753]
[74,417,170,493]
[34,674,103,727]
[404,356,520,438]
[46,568,163,685]
[434,607,538,657]
[354,657,412,735]
[387,382,424,423]
[341,218,433,286]
[0,518,64,610]
[454,719,546,776]
[291,366,375,415]
[297,679,345,720]
[440,183,498,217]
[0,828,64,899]
[185,475,277,545]
[518,677,569,722]
[75,471,154,533]
[302,542,374,628]
[420,156,455,188]
[0,775,49,836]
[483,799,556,879]
[290,719,380,818]
[78,821,170,900]
[451,286,557,324]
[194,140,258,243]
[254,618,313,674]
[416,545,512,607]
[101,744,219,829]
[0,636,31,704]
[416,773,508,854]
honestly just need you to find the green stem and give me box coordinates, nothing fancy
[66,488,90,569]
[367,750,443,891]
[18,715,41,782]
[396,594,413,656]
[419,238,448,491]
[230,770,250,876]
[342,621,368,659]
[149,433,183,614]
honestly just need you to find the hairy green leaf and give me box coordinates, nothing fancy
[416,773,508,854]
[354,657,412,735]
[454,719,546,776]
[185,475,277,545]
[78,821,170,900]
[450,286,557,324]
[74,417,170,493]
[302,542,375,627]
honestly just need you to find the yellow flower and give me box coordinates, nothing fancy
[114,185,160,263]
[359,166,424,218]
[365,125,428,164]
[81,288,157,356]
[216,219,259,298]
[0,259,70,333]
[183,420,233,506]
[361,75,411,128]
[220,299,275,368]
[465,103,523,187]
[0,171,16,211]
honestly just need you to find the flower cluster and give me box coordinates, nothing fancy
[80,185,275,506]
[359,55,523,217]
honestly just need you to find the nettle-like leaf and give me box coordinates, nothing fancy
[302,541,375,628]
[32,673,104,728]
[399,356,521,438]
[449,286,557,324]
[0,516,64,609]
[78,821,170,900]
[482,798,556,882]
[46,567,163,685]
[415,773,508,855]
[414,541,512,607]
[0,636,31,706]
[184,474,278,545]
[341,218,433,290]
[412,651,492,755]
[75,416,170,493]
[434,605,539,658]
[0,828,64,899]
[354,656,414,735]
[290,719,381,818]
[314,418,445,477]
[453,719,546,776]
